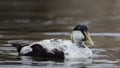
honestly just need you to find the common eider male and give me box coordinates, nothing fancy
[8,25,94,59]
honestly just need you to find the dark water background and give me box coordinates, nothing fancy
[0,0,120,68]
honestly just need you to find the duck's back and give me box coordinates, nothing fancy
[31,38,73,52]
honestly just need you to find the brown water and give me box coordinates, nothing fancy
[0,0,120,68]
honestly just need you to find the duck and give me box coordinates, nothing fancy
[8,25,94,59]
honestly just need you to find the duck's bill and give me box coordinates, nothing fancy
[84,31,94,46]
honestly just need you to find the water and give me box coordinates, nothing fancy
[0,0,120,68]
[0,21,120,68]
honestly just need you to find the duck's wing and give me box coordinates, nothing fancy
[21,40,65,59]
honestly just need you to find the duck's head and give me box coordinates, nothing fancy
[71,25,94,46]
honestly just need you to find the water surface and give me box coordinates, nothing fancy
[0,0,120,68]
[0,21,120,68]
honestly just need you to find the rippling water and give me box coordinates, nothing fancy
[0,20,120,68]
[0,0,120,68]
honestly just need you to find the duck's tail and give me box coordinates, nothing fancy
[7,40,33,54]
